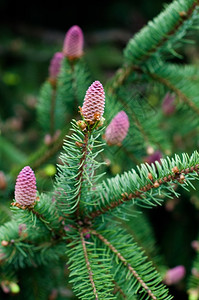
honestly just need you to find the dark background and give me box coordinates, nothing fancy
[0,0,172,32]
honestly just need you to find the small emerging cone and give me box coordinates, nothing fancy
[49,52,64,80]
[63,25,84,59]
[162,92,176,116]
[81,80,105,122]
[104,111,129,145]
[145,150,162,165]
[14,166,37,206]
[164,265,186,285]
[0,171,7,190]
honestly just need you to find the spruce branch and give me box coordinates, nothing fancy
[66,230,116,299]
[79,229,99,300]
[55,81,106,216]
[91,228,172,299]
[91,229,158,300]
[114,214,164,272]
[124,0,199,65]
[106,0,199,96]
[112,280,127,299]
[87,152,199,220]
[75,131,89,219]
[0,218,66,269]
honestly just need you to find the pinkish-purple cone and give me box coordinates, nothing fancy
[81,81,105,121]
[49,52,64,80]
[63,25,84,59]
[105,111,129,145]
[162,92,176,116]
[14,166,37,206]
[145,150,162,165]
[164,265,186,285]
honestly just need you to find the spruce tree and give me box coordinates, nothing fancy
[1,1,199,299]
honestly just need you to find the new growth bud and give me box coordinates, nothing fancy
[0,171,7,190]
[14,166,37,206]
[164,265,186,285]
[81,81,105,123]
[162,92,176,116]
[63,25,84,59]
[104,111,129,145]
[49,52,64,80]
[145,150,162,165]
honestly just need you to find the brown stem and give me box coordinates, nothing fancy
[80,229,99,300]
[113,280,127,299]
[114,217,161,271]
[75,132,89,219]
[87,164,199,220]
[91,229,157,300]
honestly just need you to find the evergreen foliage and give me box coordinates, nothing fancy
[1,0,199,299]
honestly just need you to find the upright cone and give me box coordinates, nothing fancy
[14,166,37,206]
[81,81,105,122]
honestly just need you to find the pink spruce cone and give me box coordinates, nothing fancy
[164,265,186,285]
[104,111,129,145]
[162,92,176,116]
[191,240,199,251]
[81,80,105,121]
[14,166,37,206]
[145,150,162,165]
[63,25,84,59]
[49,52,64,80]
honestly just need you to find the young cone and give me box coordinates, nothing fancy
[162,92,176,116]
[81,80,105,122]
[49,52,64,80]
[164,265,186,285]
[14,166,37,206]
[63,25,84,59]
[104,111,129,145]
[145,150,162,165]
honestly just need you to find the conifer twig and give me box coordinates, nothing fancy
[133,0,198,64]
[107,0,199,94]
[88,164,199,219]
[75,132,89,219]
[91,229,157,300]
[115,217,161,271]
[80,229,99,300]
[112,280,127,299]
